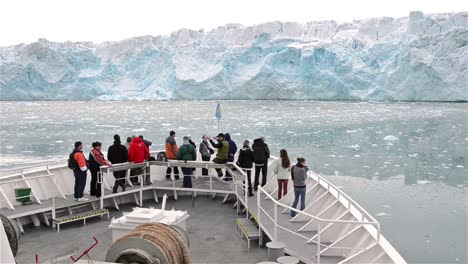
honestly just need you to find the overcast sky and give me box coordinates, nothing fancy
[0,0,466,46]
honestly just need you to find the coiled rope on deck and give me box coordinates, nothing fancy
[115,223,190,264]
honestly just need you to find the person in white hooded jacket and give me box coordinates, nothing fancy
[273,149,291,200]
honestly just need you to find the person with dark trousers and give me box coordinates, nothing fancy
[72,141,89,201]
[165,131,179,180]
[128,136,150,184]
[89,141,111,197]
[210,133,229,177]
[199,134,214,176]
[237,140,254,196]
[177,136,197,188]
[224,133,237,181]
[290,157,309,217]
[139,135,153,185]
[252,137,270,191]
[108,134,128,193]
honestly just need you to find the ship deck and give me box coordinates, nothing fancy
[14,195,269,264]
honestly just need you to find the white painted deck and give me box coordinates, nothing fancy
[0,157,406,264]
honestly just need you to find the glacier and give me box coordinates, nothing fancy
[0,11,467,101]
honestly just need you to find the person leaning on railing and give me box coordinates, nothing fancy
[209,133,229,177]
[108,134,128,193]
[89,141,111,198]
[177,136,197,188]
[290,157,309,218]
[128,135,150,184]
[199,135,214,176]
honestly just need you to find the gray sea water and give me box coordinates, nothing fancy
[0,100,467,263]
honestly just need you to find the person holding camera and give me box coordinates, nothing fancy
[199,134,214,176]
[210,133,229,177]
[290,157,309,217]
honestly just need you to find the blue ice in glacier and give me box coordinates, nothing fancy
[0,11,467,101]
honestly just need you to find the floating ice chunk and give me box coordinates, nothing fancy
[99,125,120,128]
[375,212,390,217]
[383,205,392,209]
[346,130,357,133]
[132,128,147,132]
[384,135,399,141]
[417,180,432,185]
[347,144,360,150]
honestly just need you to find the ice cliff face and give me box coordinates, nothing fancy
[1,11,467,101]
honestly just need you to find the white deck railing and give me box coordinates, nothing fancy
[0,154,404,263]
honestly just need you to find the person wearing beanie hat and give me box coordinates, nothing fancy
[71,141,88,201]
[252,137,270,191]
[224,133,238,181]
[108,134,129,193]
[209,133,230,177]
[236,139,254,196]
[177,136,197,188]
[165,131,179,180]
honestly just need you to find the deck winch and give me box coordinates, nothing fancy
[0,213,21,257]
[105,223,190,264]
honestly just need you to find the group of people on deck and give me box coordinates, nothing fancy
[70,131,309,217]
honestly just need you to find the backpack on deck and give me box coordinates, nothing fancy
[68,152,77,170]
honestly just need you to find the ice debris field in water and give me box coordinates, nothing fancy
[0,11,467,101]
[0,100,466,263]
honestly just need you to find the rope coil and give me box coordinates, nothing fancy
[109,223,190,264]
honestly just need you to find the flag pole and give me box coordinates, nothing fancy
[217,97,220,133]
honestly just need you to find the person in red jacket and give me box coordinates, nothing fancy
[128,136,150,184]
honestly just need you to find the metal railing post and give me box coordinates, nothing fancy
[376,222,381,242]
[235,181,239,214]
[209,172,213,192]
[140,174,143,207]
[99,172,104,209]
[274,202,278,241]
[257,187,261,227]
[245,170,249,219]
[317,221,321,264]
[52,196,56,228]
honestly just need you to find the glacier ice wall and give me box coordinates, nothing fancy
[1,11,467,101]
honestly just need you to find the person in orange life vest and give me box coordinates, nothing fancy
[128,136,150,184]
[165,131,179,180]
[72,141,89,201]
[89,141,111,197]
